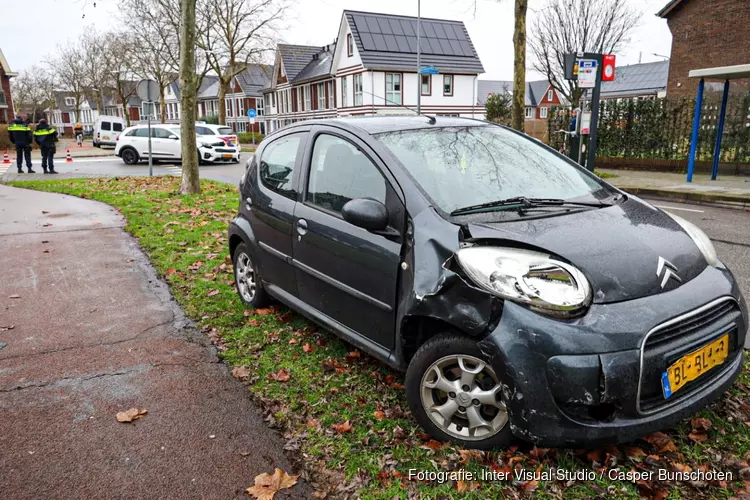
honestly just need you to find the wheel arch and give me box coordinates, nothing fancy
[400,315,480,365]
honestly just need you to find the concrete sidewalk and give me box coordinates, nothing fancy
[0,185,309,499]
[600,169,750,209]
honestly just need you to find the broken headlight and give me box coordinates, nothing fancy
[455,247,592,317]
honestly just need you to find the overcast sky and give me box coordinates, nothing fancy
[1,0,672,81]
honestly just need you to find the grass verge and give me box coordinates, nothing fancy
[595,171,618,179]
[7,176,750,499]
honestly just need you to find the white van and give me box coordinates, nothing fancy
[93,116,126,148]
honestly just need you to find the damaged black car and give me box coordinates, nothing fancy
[228,116,748,450]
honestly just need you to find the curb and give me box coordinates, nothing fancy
[618,186,750,210]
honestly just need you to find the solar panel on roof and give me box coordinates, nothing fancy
[378,17,393,34]
[433,23,447,39]
[422,22,436,38]
[384,35,399,51]
[360,32,376,51]
[400,19,415,36]
[390,19,404,35]
[372,33,388,51]
[365,16,381,33]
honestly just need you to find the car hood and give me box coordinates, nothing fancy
[462,197,708,304]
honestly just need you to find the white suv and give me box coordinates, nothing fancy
[115,125,240,165]
[196,124,240,150]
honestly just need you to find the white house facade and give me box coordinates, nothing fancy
[262,10,486,132]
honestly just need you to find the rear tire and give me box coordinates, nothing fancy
[232,242,271,308]
[121,147,139,165]
[405,333,513,450]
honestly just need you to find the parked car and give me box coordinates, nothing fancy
[115,124,240,165]
[228,116,747,450]
[93,116,126,148]
[196,123,240,149]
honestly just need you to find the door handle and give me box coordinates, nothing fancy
[296,218,308,236]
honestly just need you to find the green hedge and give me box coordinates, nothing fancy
[237,132,264,144]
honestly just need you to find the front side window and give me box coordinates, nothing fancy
[375,126,606,215]
[152,128,173,138]
[341,76,348,107]
[354,74,363,106]
[385,73,402,105]
[307,134,386,214]
[443,75,453,96]
[421,74,431,96]
[259,134,302,198]
[134,128,150,137]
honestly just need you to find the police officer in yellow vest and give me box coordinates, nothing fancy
[8,115,34,173]
[33,119,59,174]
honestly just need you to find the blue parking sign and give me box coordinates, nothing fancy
[247,109,257,118]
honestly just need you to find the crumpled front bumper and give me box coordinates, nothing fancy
[478,264,748,448]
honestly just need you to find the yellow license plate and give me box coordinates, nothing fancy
[103,136,110,140]
[662,333,729,398]
[222,154,232,158]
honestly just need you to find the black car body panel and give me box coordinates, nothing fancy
[229,116,748,447]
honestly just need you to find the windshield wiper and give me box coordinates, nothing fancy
[450,196,613,216]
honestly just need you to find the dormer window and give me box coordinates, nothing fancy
[65,97,75,106]
[347,34,353,57]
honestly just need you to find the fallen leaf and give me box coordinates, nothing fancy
[116,408,148,423]
[248,318,260,327]
[41,210,49,214]
[333,420,352,433]
[240,451,251,457]
[207,289,220,297]
[268,368,290,382]
[43,250,50,254]
[643,431,678,452]
[345,351,361,363]
[42,240,49,244]
[288,338,299,345]
[691,417,712,432]
[458,449,483,464]
[422,439,443,450]
[255,307,275,316]
[689,431,709,443]
[373,410,385,421]
[624,446,647,461]
[166,268,177,277]
[521,480,539,493]
[245,467,299,500]
[456,479,479,493]
[232,366,250,380]
[8,295,21,299]
[302,343,313,353]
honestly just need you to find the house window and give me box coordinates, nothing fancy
[385,73,402,105]
[540,107,548,119]
[225,98,233,117]
[354,74,363,106]
[347,34,353,57]
[257,98,264,116]
[297,88,303,112]
[317,82,325,109]
[304,85,311,111]
[237,98,245,117]
[443,75,453,96]
[421,74,431,96]
[525,107,534,119]
[341,76,348,107]
[65,97,75,106]
[547,89,554,101]
[327,80,334,108]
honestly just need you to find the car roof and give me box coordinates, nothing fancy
[274,115,489,136]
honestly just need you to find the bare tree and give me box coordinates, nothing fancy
[49,43,88,121]
[81,30,115,114]
[529,0,641,104]
[10,67,53,122]
[180,0,200,194]
[200,0,287,124]
[107,35,140,126]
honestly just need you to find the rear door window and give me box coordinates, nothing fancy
[151,128,173,139]
[259,133,303,198]
[101,122,111,131]
[113,123,123,132]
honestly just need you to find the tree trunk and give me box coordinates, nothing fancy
[179,0,200,194]
[160,89,167,124]
[218,81,227,125]
[511,0,528,132]
[124,104,131,127]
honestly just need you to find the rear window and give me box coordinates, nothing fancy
[101,122,111,131]
[113,123,123,132]
[218,127,233,135]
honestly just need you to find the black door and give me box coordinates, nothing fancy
[292,127,404,349]
[243,129,308,297]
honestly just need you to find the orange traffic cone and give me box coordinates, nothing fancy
[2,149,10,164]
[65,149,73,163]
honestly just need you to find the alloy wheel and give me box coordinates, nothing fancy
[235,251,257,302]
[420,355,507,441]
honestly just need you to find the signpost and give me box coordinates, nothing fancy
[419,65,440,75]
[577,59,598,89]
[136,79,160,177]
[247,109,257,146]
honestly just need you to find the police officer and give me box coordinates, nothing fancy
[33,119,59,174]
[8,114,34,173]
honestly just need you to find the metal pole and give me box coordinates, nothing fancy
[585,54,603,172]
[687,78,705,183]
[711,79,730,181]
[417,0,421,114]
[148,109,153,177]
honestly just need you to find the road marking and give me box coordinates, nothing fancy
[654,204,704,213]
[0,164,10,174]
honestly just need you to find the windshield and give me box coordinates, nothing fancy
[375,126,608,214]
[168,127,181,136]
[218,127,233,135]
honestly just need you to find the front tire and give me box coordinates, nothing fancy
[405,333,512,450]
[232,242,271,308]
[121,147,139,165]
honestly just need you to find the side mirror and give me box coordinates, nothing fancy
[168,135,178,140]
[342,198,389,232]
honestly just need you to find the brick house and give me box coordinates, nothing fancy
[0,48,17,124]
[658,0,750,97]
[262,10,485,132]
